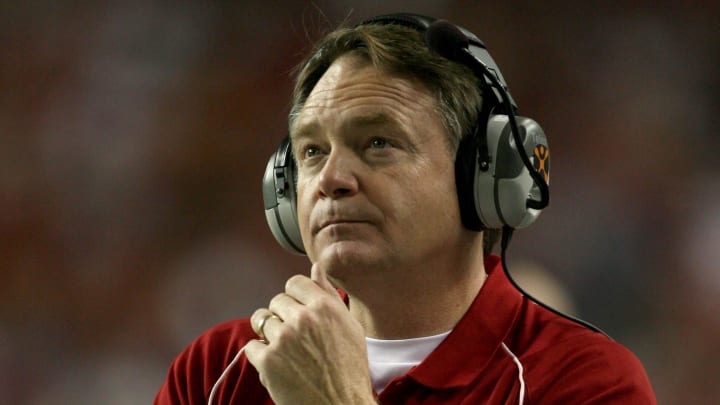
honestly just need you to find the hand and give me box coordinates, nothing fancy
[244,262,376,405]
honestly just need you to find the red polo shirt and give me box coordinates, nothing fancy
[155,255,656,404]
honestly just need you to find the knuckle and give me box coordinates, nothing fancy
[284,274,305,291]
[311,294,333,312]
[250,309,267,327]
[268,292,286,308]
[273,324,295,346]
[293,306,315,330]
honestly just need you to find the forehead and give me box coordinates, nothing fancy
[292,54,440,136]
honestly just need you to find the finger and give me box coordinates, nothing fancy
[250,308,273,338]
[251,309,284,342]
[310,261,336,294]
[285,274,342,306]
[243,339,269,382]
[259,314,284,343]
[268,292,302,323]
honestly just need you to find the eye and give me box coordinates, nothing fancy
[302,145,321,159]
[369,138,390,149]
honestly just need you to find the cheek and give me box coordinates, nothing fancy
[383,168,454,227]
[408,162,461,227]
[296,181,313,245]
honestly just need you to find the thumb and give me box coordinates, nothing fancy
[311,261,337,295]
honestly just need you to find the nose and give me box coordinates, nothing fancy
[316,147,359,199]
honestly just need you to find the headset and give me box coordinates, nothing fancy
[263,12,551,255]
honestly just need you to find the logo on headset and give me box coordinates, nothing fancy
[533,145,550,183]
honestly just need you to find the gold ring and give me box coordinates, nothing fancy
[256,313,280,341]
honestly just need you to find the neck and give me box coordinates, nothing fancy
[343,238,488,339]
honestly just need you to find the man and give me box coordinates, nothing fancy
[155,14,656,404]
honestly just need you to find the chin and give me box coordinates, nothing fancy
[316,241,389,277]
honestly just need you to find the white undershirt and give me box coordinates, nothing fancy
[366,330,452,393]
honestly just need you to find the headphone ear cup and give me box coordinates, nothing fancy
[475,115,549,229]
[262,137,305,254]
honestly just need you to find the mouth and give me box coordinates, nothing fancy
[314,219,369,235]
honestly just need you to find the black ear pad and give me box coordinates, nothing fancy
[262,136,305,254]
[454,106,488,232]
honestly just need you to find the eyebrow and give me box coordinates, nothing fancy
[345,112,397,128]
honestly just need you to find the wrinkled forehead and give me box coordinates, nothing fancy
[291,53,438,137]
[294,59,440,141]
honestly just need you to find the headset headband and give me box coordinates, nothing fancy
[360,13,517,110]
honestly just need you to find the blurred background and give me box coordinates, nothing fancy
[2,1,718,403]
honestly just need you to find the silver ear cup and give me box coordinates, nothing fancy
[475,116,548,229]
[262,140,305,255]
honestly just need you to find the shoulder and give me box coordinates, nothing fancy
[154,318,259,404]
[192,318,257,351]
[175,318,256,369]
[522,325,657,404]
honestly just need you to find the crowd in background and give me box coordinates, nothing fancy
[2,1,718,403]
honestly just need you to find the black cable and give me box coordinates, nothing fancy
[500,225,610,338]
[477,64,550,211]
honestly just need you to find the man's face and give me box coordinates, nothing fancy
[292,54,466,282]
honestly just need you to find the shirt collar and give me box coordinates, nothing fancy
[407,254,523,389]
